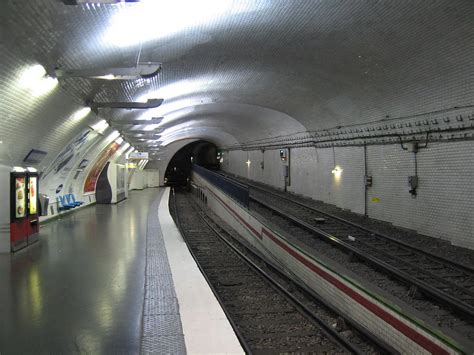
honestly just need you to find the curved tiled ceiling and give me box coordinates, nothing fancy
[0,0,473,165]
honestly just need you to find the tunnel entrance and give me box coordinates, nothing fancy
[164,140,218,186]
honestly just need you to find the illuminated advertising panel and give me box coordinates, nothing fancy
[83,142,120,193]
[15,177,27,218]
[29,176,38,215]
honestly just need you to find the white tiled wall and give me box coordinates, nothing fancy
[367,141,474,249]
[224,141,474,249]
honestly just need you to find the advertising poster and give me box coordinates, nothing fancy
[15,177,26,218]
[83,142,120,193]
[41,129,98,196]
[29,177,37,215]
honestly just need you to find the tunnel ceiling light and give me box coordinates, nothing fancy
[32,76,58,97]
[107,130,121,141]
[142,124,162,131]
[103,0,238,48]
[88,98,164,113]
[54,62,162,80]
[18,64,58,97]
[246,159,251,167]
[91,119,109,133]
[18,64,46,88]
[71,107,92,122]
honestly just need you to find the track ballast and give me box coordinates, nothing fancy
[171,188,387,354]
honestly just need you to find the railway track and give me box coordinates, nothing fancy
[214,173,474,340]
[171,188,388,354]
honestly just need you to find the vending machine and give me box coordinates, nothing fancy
[10,168,40,251]
[10,169,29,251]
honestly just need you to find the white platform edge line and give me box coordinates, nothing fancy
[157,187,244,355]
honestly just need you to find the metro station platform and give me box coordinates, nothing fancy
[0,188,243,354]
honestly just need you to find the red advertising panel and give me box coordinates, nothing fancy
[10,173,29,251]
[83,142,120,193]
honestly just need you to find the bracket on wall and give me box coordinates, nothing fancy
[54,63,162,80]
[111,117,164,126]
[87,98,164,113]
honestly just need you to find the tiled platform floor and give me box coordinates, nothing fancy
[0,190,160,353]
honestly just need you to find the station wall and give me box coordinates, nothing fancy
[222,141,473,249]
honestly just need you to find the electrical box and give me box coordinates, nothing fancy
[408,175,418,189]
[364,175,373,187]
[407,142,418,153]
[279,149,288,162]
[408,175,418,197]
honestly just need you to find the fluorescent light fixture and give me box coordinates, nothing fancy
[331,166,343,178]
[71,107,92,122]
[19,64,58,97]
[115,137,124,144]
[143,124,160,131]
[12,166,26,172]
[91,119,109,133]
[139,79,210,102]
[121,142,130,150]
[100,74,115,80]
[107,130,121,141]
[26,167,38,172]
[31,76,58,97]
[18,64,47,88]
[246,159,251,167]
[104,0,239,48]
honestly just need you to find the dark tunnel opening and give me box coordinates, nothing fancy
[164,140,219,186]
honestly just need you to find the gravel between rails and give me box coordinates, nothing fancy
[249,199,474,346]
[172,189,387,354]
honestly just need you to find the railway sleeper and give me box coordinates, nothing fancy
[242,330,324,341]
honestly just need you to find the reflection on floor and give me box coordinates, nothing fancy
[0,189,162,354]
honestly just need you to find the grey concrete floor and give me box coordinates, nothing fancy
[0,189,162,354]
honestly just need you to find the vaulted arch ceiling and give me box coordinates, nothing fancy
[0,0,472,167]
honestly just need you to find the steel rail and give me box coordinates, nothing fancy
[171,188,253,355]
[221,172,474,276]
[251,195,474,319]
[173,188,377,354]
[197,206,397,355]
[197,210,365,355]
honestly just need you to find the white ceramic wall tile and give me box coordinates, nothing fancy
[224,140,474,248]
[367,141,474,248]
